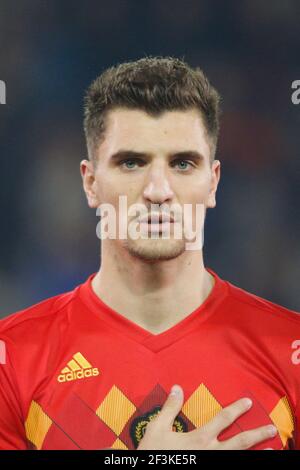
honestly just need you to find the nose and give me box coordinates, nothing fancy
[143,165,174,205]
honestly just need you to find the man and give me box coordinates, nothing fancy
[0,57,299,450]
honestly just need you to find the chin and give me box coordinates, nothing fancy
[123,238,186,262]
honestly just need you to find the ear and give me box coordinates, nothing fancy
[206,159,221,209]
[80,159,100,209]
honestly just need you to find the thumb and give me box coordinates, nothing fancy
[157,385,184,430]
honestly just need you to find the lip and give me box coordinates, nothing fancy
[138,213,175,224]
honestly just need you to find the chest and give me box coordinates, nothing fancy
[25,334,296,450]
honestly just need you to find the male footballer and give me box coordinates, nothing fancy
[0,57,299,450]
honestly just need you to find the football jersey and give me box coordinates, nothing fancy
[0,268,299,450]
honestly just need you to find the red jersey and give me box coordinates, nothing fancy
[0,268,299,450]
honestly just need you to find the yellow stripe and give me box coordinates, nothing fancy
[25,401,52,449]
[67,359,82,372]
[111,438,128,450]
[73,352,92,369]
[182,383,222,428]
[270,396,294,447]
[96,385,136,435]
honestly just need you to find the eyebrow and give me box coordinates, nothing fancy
[109,150,205,163]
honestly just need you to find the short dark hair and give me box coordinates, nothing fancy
[83,56,221,163]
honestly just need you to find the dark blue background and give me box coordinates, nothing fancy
[0,0,299,316]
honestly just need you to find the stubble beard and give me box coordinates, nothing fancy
[122,235,186,262]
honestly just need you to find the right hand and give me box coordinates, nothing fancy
[137,385,277,450]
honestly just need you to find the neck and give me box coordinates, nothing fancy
[92,240,215,334]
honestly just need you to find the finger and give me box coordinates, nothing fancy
[156,384,184,431]
[219,425,278,450]
[202,398,253,438]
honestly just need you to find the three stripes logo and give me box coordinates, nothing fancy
[57,352,99,383]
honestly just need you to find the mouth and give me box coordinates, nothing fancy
[138,213,175,224]
[137,213,175,234]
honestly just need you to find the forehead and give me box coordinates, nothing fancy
[98,108,211,159]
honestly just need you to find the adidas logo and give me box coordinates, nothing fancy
[57,352,99,383]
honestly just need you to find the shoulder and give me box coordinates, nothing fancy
[225,277,300,326]
[0,287,78,340]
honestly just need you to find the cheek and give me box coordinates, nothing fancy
[181,180,210,205]
[98,182,140,220]
[95,173,125,203]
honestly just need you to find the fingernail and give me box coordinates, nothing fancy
[170,385,181,397]
[244,398,252,409]
[268,425,277,437]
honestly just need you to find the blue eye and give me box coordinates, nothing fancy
[173,160,193,170]
[124,160,136,169]
[120,159,142,170]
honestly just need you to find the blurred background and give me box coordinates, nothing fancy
[0,0,299,317]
